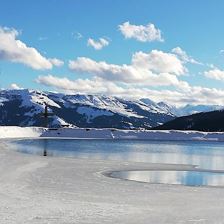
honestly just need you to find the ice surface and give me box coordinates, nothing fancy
[107,170,224,187]
[1,141,224,223]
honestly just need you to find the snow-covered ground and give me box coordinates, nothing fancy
[1,126,224,141]
[1,126,224,223]
[0,126,45,138]
[1,140,224,223]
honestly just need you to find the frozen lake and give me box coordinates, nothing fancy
[8,139,224,187]
[108,170,224,187]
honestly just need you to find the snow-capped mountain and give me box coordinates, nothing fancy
[0,89,223,129]
[0,89,175,129]
[176,104,224,116]
[140,100,224,117]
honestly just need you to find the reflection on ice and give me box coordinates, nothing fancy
[109,170,224,187]
[7,139,224,170]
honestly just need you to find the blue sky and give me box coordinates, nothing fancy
[1,0,224,105]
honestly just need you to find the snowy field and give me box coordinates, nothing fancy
[1,126,224,223]
[1,141,224,223]
[1,126,224,141]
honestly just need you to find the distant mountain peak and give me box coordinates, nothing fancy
[0,89,175,129]
[0,89,223,129]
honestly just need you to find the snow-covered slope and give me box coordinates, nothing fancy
[0,89,70,127]
[144,101,224,117]
[140,99,223,117]
[0,89,223,129]
[0,126,45,138]
[139,99,175,115]
[0,89,175,129]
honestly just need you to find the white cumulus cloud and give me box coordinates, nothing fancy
[172,47,201,65]
[36,74,224,106]
[0,27,62,70]
[132,50,186,75]
[118,21,163,42]
[36,75,120,94]
[204,68,224,81]
[68,50,186,86]
[49,58,64,67]
[10,83,22,90]
[87,38,109,50]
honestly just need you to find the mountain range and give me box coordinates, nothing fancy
[0,89,223,129]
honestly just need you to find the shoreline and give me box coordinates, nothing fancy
[1,126,224,141]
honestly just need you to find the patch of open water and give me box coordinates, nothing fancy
[6,138,224,187]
